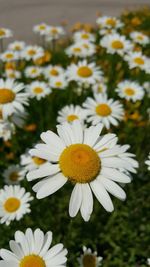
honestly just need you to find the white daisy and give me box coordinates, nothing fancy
[0,228,68,266]
[145,153,150,171]
[99,28,117,36]
[0,27,12,39]
[66,42,96,58]
[0,79,28,119]
[57,104,87,124]
[116,80,145,102]
[22,45,44,61]
[27,121,138,221]
[3,165,26,185]
[100,33,133,56]
[0,185,33,225]
[83,93,124,129]
[21,150,48,172]
[27,81,51,100]
[130,31,150,45]
[24,66,42,78]
[78,246,103,267]
[5,69,21,80]
[50,75,68,89]
[0,120,15,141]
[33,23,50,35]
[73,31,95,43]
[45,26,65,41]
[124,51,150,72]
[0,50,18,62]
[92,82,107,94]
[43,65,65,80]
[8,41,26,52]
[66,60,103,85]
[96,16,124,29]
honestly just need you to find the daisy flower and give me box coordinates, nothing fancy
[73,31,95,43]
[5,69,21,80]
[66,60,103,85]
[0,79,28,119]
[8,41,26,52]
[145,153,150,171]
[0,27,12,39]
[27,81,51,100]
[3,165,26,185]
[21,150,48,172]
[50,75,68,89]
[100,33,133,56]
[33,22,49,35]
[147,258,150,265]
[99,28,117,36]
[0,50,18,62]
[22,45,44,61]
[116,80,145,102]
[0,228,68,266]
[24,66,42,78]
[83,93,124,129]
[0,120,15,141]
[96,16,124,29]
[57,104,87,124]
[43,65,65,79]
[78,246,103,267]
[130,31,149,45]
[92,82,107,94]
[45,26,65,41]
[0,185,33,225]
[27,121,138,221]
[66,42,96,58]
[124,51,150,72]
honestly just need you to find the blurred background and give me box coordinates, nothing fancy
[0,0,150,41]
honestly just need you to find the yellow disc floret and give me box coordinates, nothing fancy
[106,18,116,27]
[20,255,46,267]
[111,40,124,49]
[33,87,44,94]
[134,57,144,65]
[96,103,112,117]
[59,144,101,183]
[32,156,46,165]
[82,254,96,267]
[124,88,135,96]
[77,66,93,78]
[0,88,15,104]
[9,172,19,182]
[4,197,20,213]
[67,114,79,122]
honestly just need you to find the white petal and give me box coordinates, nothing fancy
[100,177,126,200]
[101,167,131,183]
[27,164,60,181]
[84,124,103,147]
[69,184,82,218]
[80,184,93,221]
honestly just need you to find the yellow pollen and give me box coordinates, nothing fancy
[5,53,14,59]
[67,114,79,122]
[124,88,135,96]
[14,45,22,51]
[50,69,59,76]
[55,81,62,87]
[32,156,46,165]
[4,197,20,213]
[0,29,5,36]
[137,35,143,41]
[33,87,44,94]
[106,18,116,27]
[134,57,144,65]
[77,66,93,78]
[0,88,15,104]
[51,28,58,34]
[9,171,19,182]
[82,254,97,267]
[28,49,36,56]
[96,103,112,117]
[73,47,82,52]
[39,25,46,30]
[20,255,46,267]
[97,85,103,93]
[31,68,37,74]
[81,33,89,39]
[59,144,101,183]
[111,40,124,49]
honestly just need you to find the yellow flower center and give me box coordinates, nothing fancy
[0,88,15,104]
[73,47,82,52]
[33,87,44,94]
[134,57,144,65]
[67,114,79,122]
[39,25,46,30]
[51,28,58,34]
[82,254,96,267]
[124,88,135,96]
[9,171,19,181]
[59,144,101,183]
[77,66,93,78]
[81,33,89,39]
[14,45,22,51]
[111,40,124,49]
[97,85,103,93]
[137,35,143,41]
[32,156,46,165]
[55,81,62,87]
[4,197,20,213]
[31,68,37,74]
[50,69,59,76]
[106,18,116,27]
[5,53,14,59]
[96,103,112,117]
[0,29,5,36]
[28,49,36,56]
[20,255,46,267]
[82,44,89,49]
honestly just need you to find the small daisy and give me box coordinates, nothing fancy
[24,66,42,78]
[83,93,124,129]
[145,153,150,171]
[50,75,68,89]
[33,22,50,35]
[5,69,21,80]
[27,121,138,221]
[43,65,65,79]
[92,82,107,94]
[45,26,65,41]
[21,149,48,172]
[73,31,95,43]
[8,41,26,52]
[0,50,18,62]
[66,60,103,85]
[27,81,51,100]
[3,165,26,185]
[0,27,12,39]
[100,33,133,56]
[116,80,145,102]
[0,120,15,141]
[0,228,68,266]
[96,16,124,29]
[0,185,33,225]
[78,246,103,267]
[66,42,96,58]
[130,31,149,45]
[57,104,87,124]
[124,51,150,72]
[99,28,117,36]
[22,45,44,61]
[0,79,28,119]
